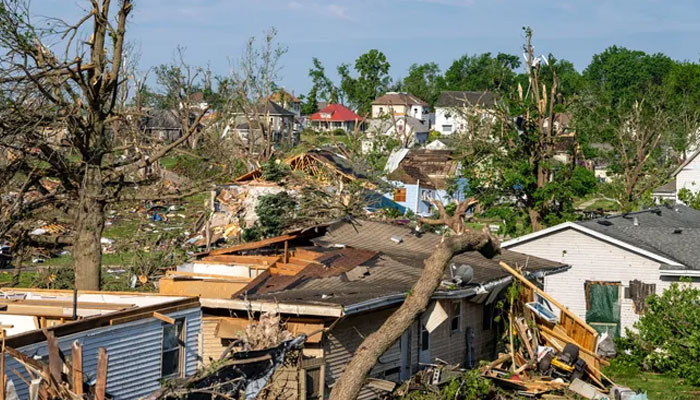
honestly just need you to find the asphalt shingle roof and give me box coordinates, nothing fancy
[576,205,700,270]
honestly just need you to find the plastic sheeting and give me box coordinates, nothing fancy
[585,282,621,337]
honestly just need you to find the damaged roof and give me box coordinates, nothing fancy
[241,219,566,309]
[385,149,460,189]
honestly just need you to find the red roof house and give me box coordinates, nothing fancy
[308,104,364,132]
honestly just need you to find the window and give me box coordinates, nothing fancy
[483,302,495,331]
[393,188,407,202]
[161,319,185,378]
[300,358,325,399]
[442,125,453,133]
[420,323,430,351]
[450,301,461,333]
[379,107,384,114]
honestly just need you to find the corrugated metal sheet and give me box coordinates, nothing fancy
[5,307,201,400]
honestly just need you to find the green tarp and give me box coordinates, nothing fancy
[585,283,621,337]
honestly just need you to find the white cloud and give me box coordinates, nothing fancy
[323,4,350,20]
[287,1,303,9]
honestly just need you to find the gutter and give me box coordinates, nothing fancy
[659,269,700,278]
[199,298,343,318]
[343,265,571,316]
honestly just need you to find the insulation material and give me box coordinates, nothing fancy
[422,301,448,333]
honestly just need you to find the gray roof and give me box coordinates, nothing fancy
[242,219,566,308]
[435,91,497,108]
[314,219,566,283]
[372,92,428,107]
[576,205,700,270]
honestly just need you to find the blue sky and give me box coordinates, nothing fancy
[35,0,700,95]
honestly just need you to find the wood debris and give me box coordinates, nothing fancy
[479,262,616,398]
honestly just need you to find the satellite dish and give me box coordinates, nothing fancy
[450,264,474,286]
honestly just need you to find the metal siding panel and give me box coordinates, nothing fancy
[4,307,201,400]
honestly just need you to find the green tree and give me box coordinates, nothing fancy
[401,62,442,106]
[583,46,674,105]
[301,86,319,115]
[338,49,391,115]
[460,28,596,234]
[308,57,339,104]
[441,52,520,93]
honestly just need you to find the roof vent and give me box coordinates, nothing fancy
[597,220,613,226]
[633,217,640,226]
[673,228,683,234]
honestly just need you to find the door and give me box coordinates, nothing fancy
[584,281,621,337]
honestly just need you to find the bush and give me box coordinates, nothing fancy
[243,192,297,241]
[618,280,700,385]
[260,160,290,182]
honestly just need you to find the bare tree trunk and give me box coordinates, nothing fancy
[328,229,498,400]
[73,165,106,290]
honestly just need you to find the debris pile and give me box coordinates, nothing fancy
[480,262,618,399]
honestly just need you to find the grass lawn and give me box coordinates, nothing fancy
[604,361,700,400]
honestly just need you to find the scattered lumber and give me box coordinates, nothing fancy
[479,262,617,398]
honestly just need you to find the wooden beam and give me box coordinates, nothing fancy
[71,341,83,395]
[95,348,108,400]
[44,330,61,385]
[152,312,175,324]
[498,262,598,338]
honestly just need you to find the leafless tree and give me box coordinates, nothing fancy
[0,1,209,289]
[218,28,290,163]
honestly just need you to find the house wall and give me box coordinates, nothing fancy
[6,307,201,400]
[324,301,496,400]
[505,227,700,334]
[381,183,461,217]
[676,155,700,197]
[434,107,466,135]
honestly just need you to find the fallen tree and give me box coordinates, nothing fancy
[328,198,500,400]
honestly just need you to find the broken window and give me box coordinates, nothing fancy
[161,318,185,378]
[482,302,495,331]
[626,279,656,314]
[393,188,407,202]
[450,301,461,333]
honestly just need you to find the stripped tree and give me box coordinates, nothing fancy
[0,1,209,289]
[328,198,499,400]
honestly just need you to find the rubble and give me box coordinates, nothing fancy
[478,261,616,399]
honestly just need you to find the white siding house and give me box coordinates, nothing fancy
[653,149,700,203]
[433,91,497,136]
[503,207,700,337]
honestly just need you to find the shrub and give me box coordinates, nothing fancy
[619,280,700,385]
[243,192,297,241]
[260,160,290,182]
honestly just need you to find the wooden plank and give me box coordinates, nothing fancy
[44,330,61,384]
[153,312,175,324]
[164,270,252,282]
[539,325,609,367]
[200,233,304,257]
[0,330,5,400]
[499,262,598,349]
[215,318,324,342]
[95,348,108,400]
[158,277,249,299]
[109,303,198,326]
[71,341,83,395]
[0,299,135,310]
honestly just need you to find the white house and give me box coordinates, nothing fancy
[434,91,496,136]
[365,116,430,149]
[502,205,700,337]
[371,92,428,120]
[653,149,700,203]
